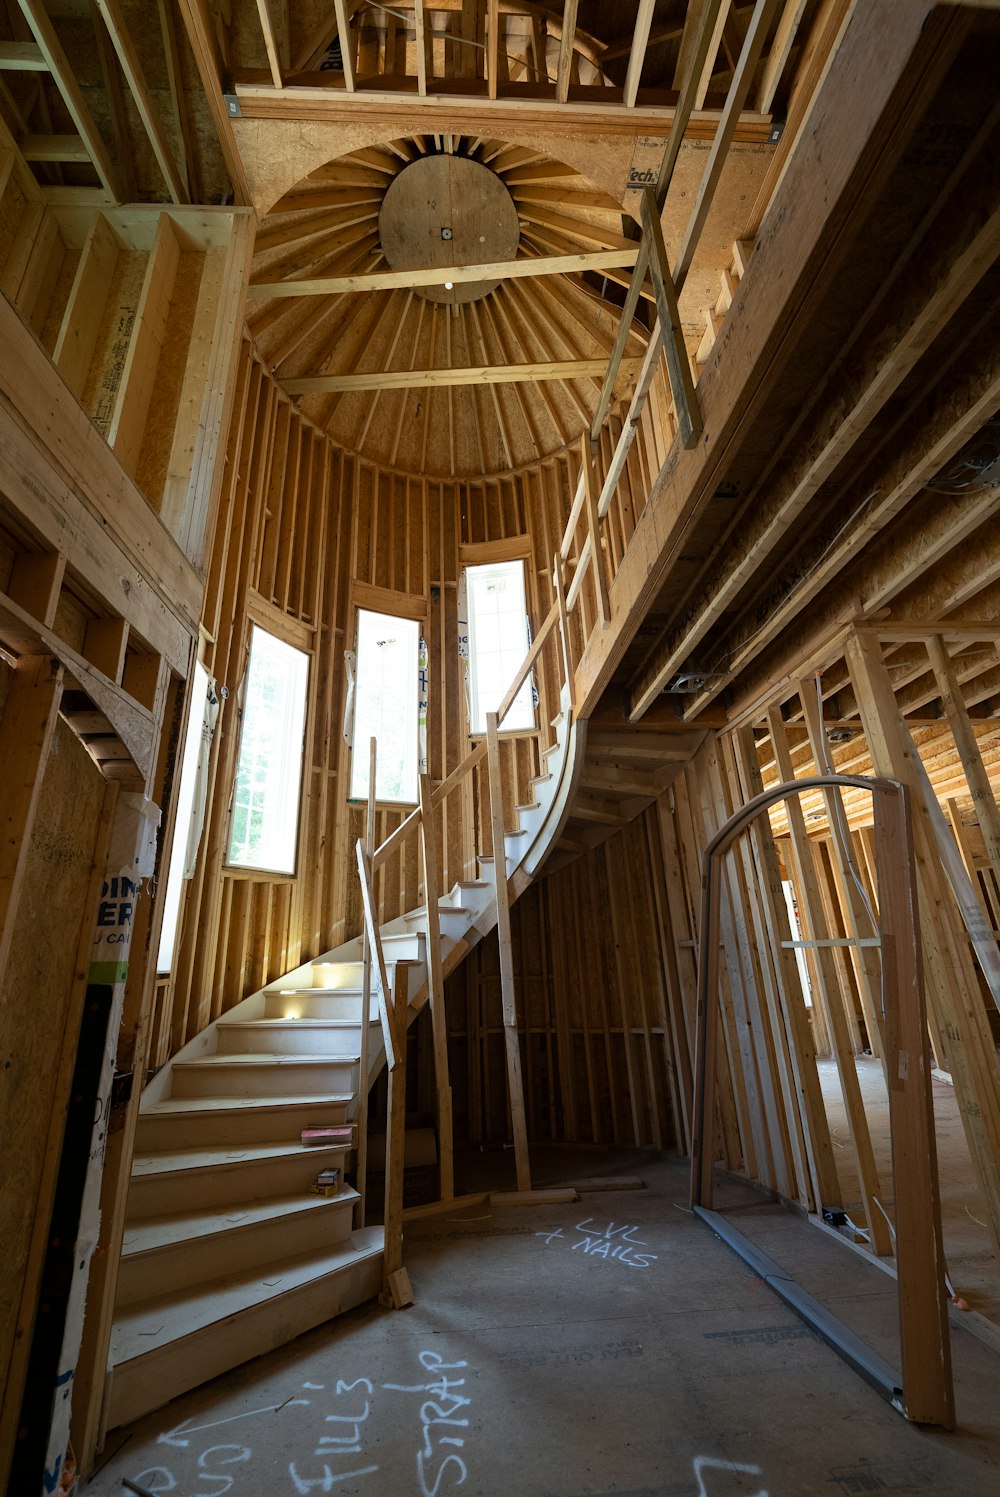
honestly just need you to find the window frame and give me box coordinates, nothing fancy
[348,585,427,809]
[224,600,313,879]
[462,555,535,739]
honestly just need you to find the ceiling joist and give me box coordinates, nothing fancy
[282,357,642,394]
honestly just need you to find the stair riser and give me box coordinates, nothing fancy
[403,910,472,941]
[106,1247,384,1430]
[136,1101,351,1151]
[170,1059,358,1099]
[216,1025,368,1057]
[127,1146,346,1218]
[263,992,377,1021]
[117,1195,356,1306]
[310,961,365,989]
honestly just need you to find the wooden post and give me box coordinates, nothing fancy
[581,433,610,626]
[485,711,531,1191]
[691,852,722,1208]
[419,772,454,1202]
[553,551,575,710]
[381,960,413,1309]
[872,785,954,1429]
[356,738,377,1227]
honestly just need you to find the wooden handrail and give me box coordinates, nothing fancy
[355,838,399,1069]
[370,596,565,865]
[559,468,586,563]
[430,737,487,811]
[495,598,559,726]
[371,804,421,872]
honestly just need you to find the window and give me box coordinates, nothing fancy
[350,608,420,804]
[227,624,309,873]
[465,559,533,734]
[157,661,210,973]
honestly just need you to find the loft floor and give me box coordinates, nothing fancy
[88,1152,1000,1496]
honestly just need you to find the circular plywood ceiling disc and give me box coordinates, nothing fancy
[378,154,520,305]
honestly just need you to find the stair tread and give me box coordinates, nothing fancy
[133,1139,346,1177]
[172,1052,361,1066]
[144,1093,353,1115]
[219,1017,373,1029]
[110,1227,384,1365]
[404,904,473,918]
[123,1187,358,1256]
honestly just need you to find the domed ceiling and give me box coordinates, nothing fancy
[247,134,650,478]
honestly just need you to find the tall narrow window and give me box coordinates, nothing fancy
[228,624,309,873]
[351,608,420,804]
[465,559,533,734]
[157,661,210,973]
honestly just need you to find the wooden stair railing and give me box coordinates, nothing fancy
[354,593,570,1252]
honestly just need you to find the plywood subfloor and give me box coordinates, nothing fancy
[87,1152,1000,1496]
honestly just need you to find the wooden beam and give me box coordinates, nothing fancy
[0,41,46,69]
[414,0,429,94]
[641,186,702,449]
[157,0,194,198]
[756,0,810,113]
[19,133,90,161]
[95,0,190,203]
[255,0,283,86]
[631,159,1000,722]
[334,0,356,90]
[675,0,784,286]
[555,0,578,104]
[590,0,725,442]
[16,0,122,199]
[0,658,64,981]
[233,85,773,140]
[870,779,954,1428]
[282,358,639,395]
[486,711,531,1192]
[623,0,655,108]
[571,5,972,721]
[248,246,641,299]
[419,774,454,1202]
[175,0,251,204]
[487,0,500,99]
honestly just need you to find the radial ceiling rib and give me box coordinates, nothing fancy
[249,132,644,477]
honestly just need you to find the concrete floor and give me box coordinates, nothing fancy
[87,1150,1000,1497]
[818,1057,1000,1324]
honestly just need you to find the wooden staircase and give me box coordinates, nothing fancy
[105,687,584,1429]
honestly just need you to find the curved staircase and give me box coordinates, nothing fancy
[105,691,584,1429]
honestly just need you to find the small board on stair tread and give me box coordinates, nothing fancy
[302,1125,354,1145]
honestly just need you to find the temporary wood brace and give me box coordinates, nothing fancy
[690,772,954,1429]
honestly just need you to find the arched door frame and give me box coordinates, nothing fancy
[690,773,954,1429]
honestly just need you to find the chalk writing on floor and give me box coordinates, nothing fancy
[693,1455,767,1496]
[537,1217,659,1268]
[384,1349,473,1497]
[133,1349,475,1496]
